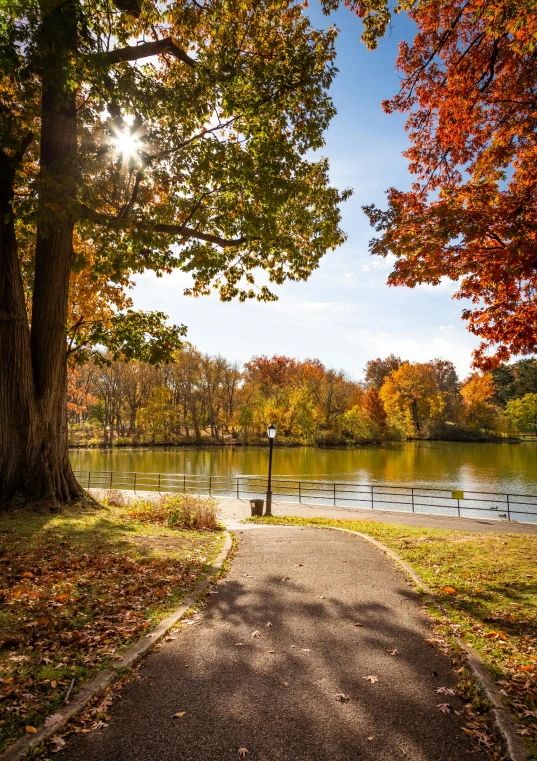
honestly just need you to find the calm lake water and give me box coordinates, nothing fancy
[70,441,537,495]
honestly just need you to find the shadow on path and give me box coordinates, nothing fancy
[59,526,489,761]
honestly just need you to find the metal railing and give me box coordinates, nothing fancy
[72,469,537,524]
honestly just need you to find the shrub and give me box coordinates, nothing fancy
[102,489,130,508]
[125,493,219,530]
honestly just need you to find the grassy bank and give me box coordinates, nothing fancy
[0,494,225,752]
[249,515,537,757]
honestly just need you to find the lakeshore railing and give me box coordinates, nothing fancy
[72,469,537,524]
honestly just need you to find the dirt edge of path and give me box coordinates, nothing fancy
[0,532,234,761]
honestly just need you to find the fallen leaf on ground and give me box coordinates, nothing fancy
[387,649,400,656]
[45,714,63,727]
[235,643,245,646]
[238,749,248,758]
[281,681,289,687]
[353,622,363,627]
[173,712,186,718]
[437,703,452,714]
[251,631,261,638]
[280,577,290,581]
[362,676,378,684]
[442,587,457,595]
[50,736,66,753]
[302,648,312,653]
[436,687,456,696]
[268,650,276,654]
[26,726,37,734]
[265,622,272,628]
[335,693,350,702]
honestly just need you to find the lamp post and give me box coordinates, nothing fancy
[265,423,277,516]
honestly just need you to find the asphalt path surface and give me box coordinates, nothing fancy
[59,526,489,761]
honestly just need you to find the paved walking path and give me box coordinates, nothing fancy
[220,496,537,534]
[59,526,491,761]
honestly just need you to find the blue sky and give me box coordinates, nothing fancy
[132,3,480,381]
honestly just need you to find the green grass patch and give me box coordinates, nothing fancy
[0,495,225,751]
[248,515,537,754]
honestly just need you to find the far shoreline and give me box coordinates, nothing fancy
[68,437,530,451]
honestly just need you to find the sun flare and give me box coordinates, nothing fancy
[114,129,139,157]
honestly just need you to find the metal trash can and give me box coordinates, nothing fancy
[250,499,264,517]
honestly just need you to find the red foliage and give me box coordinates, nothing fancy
[359,0,537,368]
[243,355,298,391]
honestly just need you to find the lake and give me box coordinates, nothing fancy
[70,441,537,495]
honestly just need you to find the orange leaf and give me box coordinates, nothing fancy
[442,586,457,595]
[26,726,37,734]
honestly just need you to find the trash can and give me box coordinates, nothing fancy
[250,499,264,517]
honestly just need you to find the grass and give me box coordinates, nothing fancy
[249,515,537,757]
[0,493,225,752]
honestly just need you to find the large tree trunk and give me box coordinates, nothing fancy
[0,0,82,507]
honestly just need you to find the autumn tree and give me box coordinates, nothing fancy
[460,372,499,432]
[362,386,388,433]
[380,362,444,436]
[338,0,537,368]
[0,0,349,505]
[364,354,402,389]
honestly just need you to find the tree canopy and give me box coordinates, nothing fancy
[0,0,350,503]
[336,0,537,368]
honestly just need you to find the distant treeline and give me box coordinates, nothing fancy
[67,350,537,447]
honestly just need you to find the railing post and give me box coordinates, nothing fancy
[88,471,91,489]
[333,483,336,506]
[209,475,212,495]
[158,473,161,493]
[109,471,113,490]
[183,474,186,492]
[411,487,415,513]
[133,472,137,493]
[371,485,374,509]
[299,481,301,504]
[506,494,511,521]
[457,498,461,517]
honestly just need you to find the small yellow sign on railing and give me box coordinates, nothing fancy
[451,490,464,500]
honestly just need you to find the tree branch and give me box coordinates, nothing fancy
[80,205,251,248]
[102,38,195,68]
[154,223,249,247]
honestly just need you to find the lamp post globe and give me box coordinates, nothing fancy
[265,424,277,515]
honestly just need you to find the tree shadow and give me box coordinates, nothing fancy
[59,526,489,761]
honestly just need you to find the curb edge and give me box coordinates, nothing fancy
[325,525,527,761]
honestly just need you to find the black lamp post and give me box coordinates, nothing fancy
[265,423,277,516]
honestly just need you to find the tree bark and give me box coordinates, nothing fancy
[0,0,83,507]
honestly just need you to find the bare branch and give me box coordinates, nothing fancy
[102,38,195,68]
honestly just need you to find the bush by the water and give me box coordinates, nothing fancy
[124,493,219,530]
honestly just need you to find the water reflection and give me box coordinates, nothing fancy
[70,441,537,495]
